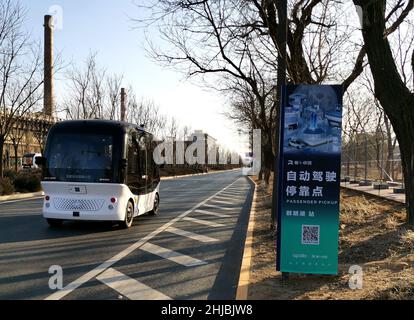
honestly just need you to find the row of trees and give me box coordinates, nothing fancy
[0,0,200,179]
[135,0,414,225]
[62,52,193,142]
[0,0,44,177]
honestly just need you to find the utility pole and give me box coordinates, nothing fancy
[271,1,287,227]
[120,88,126,122]
[271,0,288,280]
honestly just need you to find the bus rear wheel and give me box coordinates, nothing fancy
[149,193,159,216]
[46,218,63,227]
[121,201,134,229]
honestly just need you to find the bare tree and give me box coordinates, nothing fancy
[353,0,414,224]
[106,73,124,120]
[127,89,167,139]
[8,120,26,172]
[0,0,44,177]
[135,0,366,184]
[63,52,107,120]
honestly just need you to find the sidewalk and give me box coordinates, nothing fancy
[0,191,44,203]
[340,182,405,204]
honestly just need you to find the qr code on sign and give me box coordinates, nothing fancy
[302,225,320,245]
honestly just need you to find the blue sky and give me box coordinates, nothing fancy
[20,0,247,151]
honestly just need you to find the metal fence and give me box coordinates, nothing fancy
[340,139,404,185]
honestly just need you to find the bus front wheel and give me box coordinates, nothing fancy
[46,218,63,227]
[149,193,159,216]
[121,201,134,229]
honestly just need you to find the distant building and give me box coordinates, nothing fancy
[1,113,56,170]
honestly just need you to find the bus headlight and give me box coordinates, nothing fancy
[108,204,114,210]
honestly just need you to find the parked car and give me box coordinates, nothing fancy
[22,153,42,169]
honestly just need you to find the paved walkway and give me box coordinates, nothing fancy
[340,182,405,204]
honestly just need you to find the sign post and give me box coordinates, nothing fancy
[276,84,343,275]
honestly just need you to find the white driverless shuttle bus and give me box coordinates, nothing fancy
[38,120,160,228]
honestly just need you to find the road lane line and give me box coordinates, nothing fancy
[203,203,237,211]
[45,177,242,300]
[97,268,171,300]
[210,199,236,205]
[194,209,231,218]
[220,191,247,196]
[226,186,250,189]
[226,187,250,191]
[183,217,225,228]
[166,226,218,243]
[214,195,245,201]
[141,242,206,267]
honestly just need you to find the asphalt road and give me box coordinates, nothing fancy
[0,170,254,300]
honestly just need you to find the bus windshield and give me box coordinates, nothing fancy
[44,132,119,183]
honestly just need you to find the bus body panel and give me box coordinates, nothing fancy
[136,183,160,216]
[42,181,159,222]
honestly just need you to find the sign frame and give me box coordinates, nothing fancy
[276,84,344,275]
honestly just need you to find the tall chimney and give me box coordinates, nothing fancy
[44,15,54,117]
[120,88,126,122]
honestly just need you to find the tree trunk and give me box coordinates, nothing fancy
[262,130,274,186]
[354,139,358,180]
[355,0,414,224]
[0,137,4,178]
[13,144,18,172]
[397,126,414,225]
[258,169,264,181]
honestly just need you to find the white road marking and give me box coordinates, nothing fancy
[183,217,225,228]
[203,203,237,211]
[45,177,242,300]
[97,268,171,300]
[166,226,218,243]
[215,193,245,198]
[210,199,236,205]
[223,187,249,191]
[141,242,206,267]
[194,209,231,218]
[220,191,247,196]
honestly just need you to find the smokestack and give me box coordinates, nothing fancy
[44,15,54,117]
[120,88,126,122]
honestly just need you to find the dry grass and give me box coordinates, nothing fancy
[247,178,414,300]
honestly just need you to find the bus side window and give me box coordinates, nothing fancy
[138,136,147,179]
[127,138,138,174]
[146,135,155,191]
[126,134,140,194]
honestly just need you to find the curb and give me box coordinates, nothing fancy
[340,184,405,204]
[236,176,257,300]
[0,191,44,203]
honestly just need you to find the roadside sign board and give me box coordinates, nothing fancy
[276,84,343,275]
